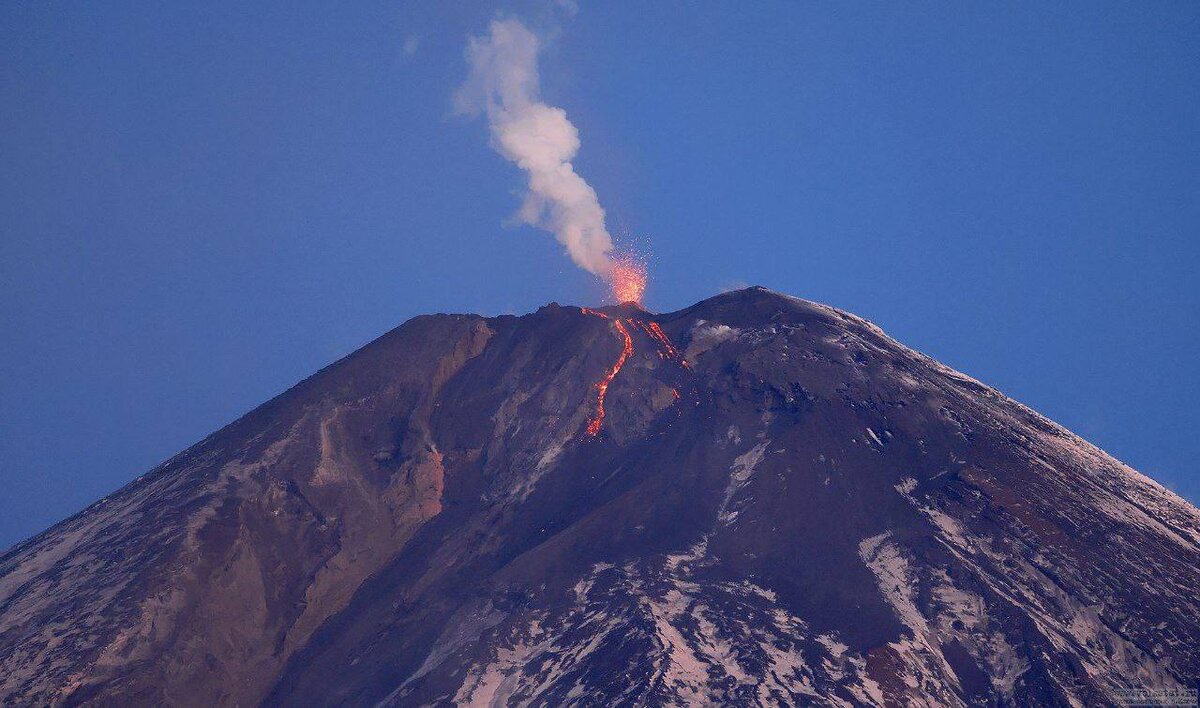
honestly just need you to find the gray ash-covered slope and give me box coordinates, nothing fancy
[2,287,1198,706]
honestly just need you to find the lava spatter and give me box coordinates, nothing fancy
[607,252,647,304]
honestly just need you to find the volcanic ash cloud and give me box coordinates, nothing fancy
[454,19,617,281]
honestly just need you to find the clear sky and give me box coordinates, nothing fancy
[2,2,1198,548]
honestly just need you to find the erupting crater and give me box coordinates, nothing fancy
[606,252,647,305]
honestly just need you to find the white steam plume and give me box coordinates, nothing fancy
[454,19,614,279]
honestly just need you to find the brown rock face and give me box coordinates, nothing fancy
[2,288,1197,706]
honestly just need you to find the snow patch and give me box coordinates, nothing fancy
[718,441,770,525]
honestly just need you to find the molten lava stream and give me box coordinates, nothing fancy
[632,319,690,370]
[585,316,634,437]
[645,322,683,362]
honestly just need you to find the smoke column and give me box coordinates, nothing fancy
[454,19,620,283]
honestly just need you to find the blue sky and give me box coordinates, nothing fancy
[2,2,1198,547]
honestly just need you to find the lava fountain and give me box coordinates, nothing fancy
[607,252,647,304]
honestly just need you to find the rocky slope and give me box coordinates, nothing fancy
[1,287,1197,706]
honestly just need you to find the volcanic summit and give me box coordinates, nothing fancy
[1,287,1197,706]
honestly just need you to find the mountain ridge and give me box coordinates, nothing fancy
[2,287,1197,706]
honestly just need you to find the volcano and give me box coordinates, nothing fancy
[2,287,1197,706]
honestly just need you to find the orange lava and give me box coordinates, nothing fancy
[607,253,647,304]
[632,319,690,369]
[579,307,689,437]
[645,322,683,362]
[584,314,634,437]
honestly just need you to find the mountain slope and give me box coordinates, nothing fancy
[2,287,1197,706]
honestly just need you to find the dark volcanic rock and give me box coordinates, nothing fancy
[1,287,1197,706]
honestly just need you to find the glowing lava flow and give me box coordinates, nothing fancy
[644,322,679,358]
[635,320,689,368]
[581,309,634,437]
[580,308,692,437]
